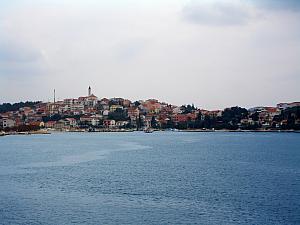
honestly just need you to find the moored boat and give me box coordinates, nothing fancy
[144,128,154,133]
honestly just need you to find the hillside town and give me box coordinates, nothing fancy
[1,87,300,134]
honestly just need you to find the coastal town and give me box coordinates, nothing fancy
[1,87,300,135]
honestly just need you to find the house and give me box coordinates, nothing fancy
[143,99,162,114]
[265,107,280,117]
[70,103,84,112]
[103,119,116,128]
[46,102,61,115]
[102,110,110,116]
[45,121,57,128]
[80,116,100,126]
[54,120,66,130]
[65,118,77,127]
[28,121,42,127]
[127,107,139,119]
[186,113,197,121]
[15,117,24,126]
[173,113,197,123]
[90,118,100,126]
[78,94,98,108]
[63,98,79,105]
[99,98,110,105]
[110,105,123,112]
[209,110,223,117]
[1,118,16,128]
[173,114,188,123]
[100,104,110,111]
[116,121,129,127]
[19,107,34,116]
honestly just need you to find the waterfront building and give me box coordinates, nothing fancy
[103,119,116,128]
[0,118,16,128]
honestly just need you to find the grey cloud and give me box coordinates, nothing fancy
[249,0,300,11]
[0,37,44,77]
[0,62,43,77]
[0,38,42,63]
[182,1,252,26]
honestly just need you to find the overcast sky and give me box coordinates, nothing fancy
[0,0,299,109]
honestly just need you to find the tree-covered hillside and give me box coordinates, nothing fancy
[0,101,41,113]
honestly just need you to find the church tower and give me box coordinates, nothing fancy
[88,86,91,96]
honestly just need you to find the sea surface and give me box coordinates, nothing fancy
[0,132,299,225]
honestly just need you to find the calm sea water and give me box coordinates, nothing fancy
[0,132,299,225]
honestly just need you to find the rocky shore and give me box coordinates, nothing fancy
[0,130,51,136]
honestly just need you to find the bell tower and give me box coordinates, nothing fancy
[88,86,91,96]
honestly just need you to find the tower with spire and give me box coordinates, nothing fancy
[88,86,91,96]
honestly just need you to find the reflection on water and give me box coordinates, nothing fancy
[19,142,151,168]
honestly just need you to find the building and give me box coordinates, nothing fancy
[142,99,162,114]
[116,121,129,127]
[103,119,116,128]
[127,107,139,119]
[45,121,57,128]
[110,105,123,112]
[277,102,300,110]
[80,116,100,126]
[0,118,16,128]
[65,118,77,127]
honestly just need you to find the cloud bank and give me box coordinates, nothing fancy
[0,0,299,109]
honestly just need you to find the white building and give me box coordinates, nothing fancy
[1,118,16,128]
[277,102,300,110]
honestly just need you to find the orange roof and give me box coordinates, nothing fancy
[265,107,277,113]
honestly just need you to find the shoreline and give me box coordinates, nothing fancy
[179,129,299,133]
[1,129,299,136]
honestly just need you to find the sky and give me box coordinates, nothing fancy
[0,0,299,109]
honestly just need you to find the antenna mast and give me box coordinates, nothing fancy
[54,89,56,103]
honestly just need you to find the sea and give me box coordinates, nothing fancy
[0,131,299,225]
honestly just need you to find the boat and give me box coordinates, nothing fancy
[144,128,154,133]
[18,132,31,135]
[88,127,96,132]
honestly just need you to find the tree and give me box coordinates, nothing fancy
[136,115,144,130]
[250,112,259,121]
[108,108,127,121]
[151,116,157,128]
[134,101,141,107]
[222,106,248,128]
[280,106,300,130]
[0,101,41,113]
[180,104,196,114]
[42,114,62,122]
